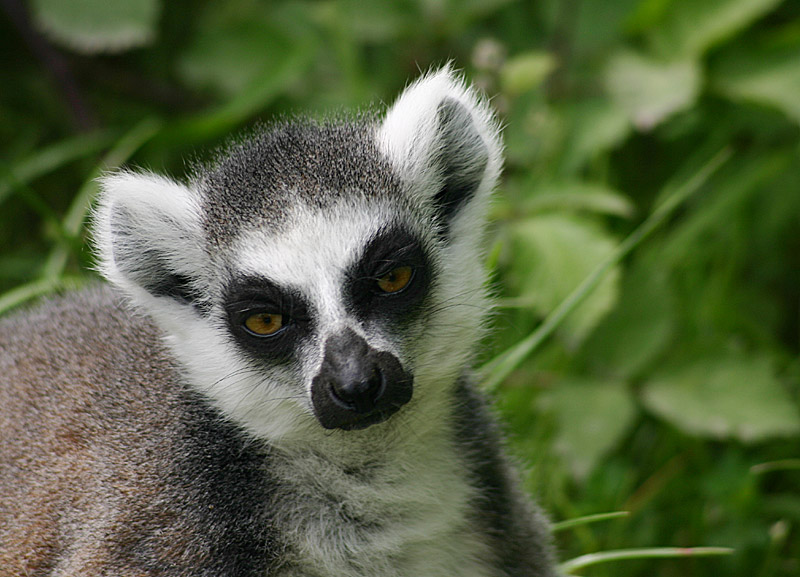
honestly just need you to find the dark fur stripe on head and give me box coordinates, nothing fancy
[197,119,403,248]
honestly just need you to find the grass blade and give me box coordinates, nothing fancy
[750,459,800,475]
[480,147,732,391]
[559,546,735,574]
[0,276,87,316]
[551,511,630,533]
[159,43,315,146]
[40,118,163,281]
[0,131,114,206]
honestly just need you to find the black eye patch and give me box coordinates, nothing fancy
[223,276,311,362]
[345,227,431,323]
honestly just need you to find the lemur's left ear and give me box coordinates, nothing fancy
[376,66,502,233]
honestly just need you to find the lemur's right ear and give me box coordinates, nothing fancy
[93,171,207,310]
[377,66,502,234]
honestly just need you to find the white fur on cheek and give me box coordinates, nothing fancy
[169,310,312,442]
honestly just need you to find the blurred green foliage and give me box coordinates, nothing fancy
[1,0,799,575]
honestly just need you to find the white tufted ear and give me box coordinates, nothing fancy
[376,65,503,233]
[93,171,208,311]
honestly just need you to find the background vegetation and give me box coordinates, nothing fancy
[1,0,799,575]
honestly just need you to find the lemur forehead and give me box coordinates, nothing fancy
[197,118,404,247]
[230,200,412,293]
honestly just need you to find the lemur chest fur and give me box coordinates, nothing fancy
[267,433,493,577]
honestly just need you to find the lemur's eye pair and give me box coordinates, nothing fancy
[243,312,283,336]
[234,266,413,340]
[376,266,413,294]
[243,266,413,336]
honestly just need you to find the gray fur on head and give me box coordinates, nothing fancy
[197,119,401,247]
[94,66,501,314]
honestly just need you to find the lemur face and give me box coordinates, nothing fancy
[220,202,435,431]
[94,67,502,442]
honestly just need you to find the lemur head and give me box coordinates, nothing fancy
[94,67,502,443]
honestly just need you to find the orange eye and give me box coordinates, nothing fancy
[244,312,283,336]
[376,266,413,294]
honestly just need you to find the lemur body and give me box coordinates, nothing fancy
[0,69,555,576]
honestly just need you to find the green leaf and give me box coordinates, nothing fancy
[502,95,563,169]
[331,0,415,41]
[0,276,87,316]
[712,43,800,125]
[557,99,632,175]
[31,0,160,53]
[445,0,516,25]
[540,378,637,480]
[482,149,731,391]
[41,118,162,281]
[649,0,784,58]
[507,214,620,345]
[522,180,635,218]
[641,353,800,442]
[751,459,800,475]
[166,43,315,145]
[500,52,557,97]
[605,50,701,131]
[580,259,676,379]
[177,3,306,97]
[569,0,644,55]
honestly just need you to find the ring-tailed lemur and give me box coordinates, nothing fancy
[0,67,555,576]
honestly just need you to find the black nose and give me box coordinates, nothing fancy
[328,361,386,414]
[311,329,412,430]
